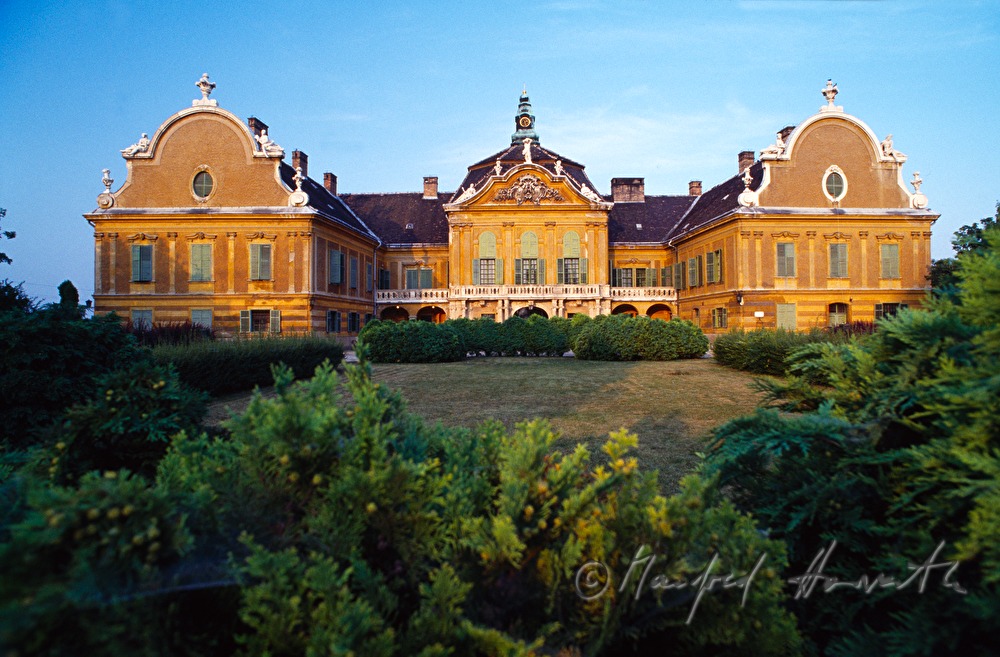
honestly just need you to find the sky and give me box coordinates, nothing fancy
[1,0,997,304]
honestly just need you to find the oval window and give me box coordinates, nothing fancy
[193,171,214,198]
[825,171,845,200]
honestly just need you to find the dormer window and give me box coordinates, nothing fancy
[635,223,643,230]
[405,223,414,230]
[823,166,847,202]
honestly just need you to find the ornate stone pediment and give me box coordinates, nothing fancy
[876,232,905,241]
[771,231,800,238]
[492,174,565,205]
[126,232,158,241]
[186,232,218,240]
[824,231,851,240]
[247,232,277,240]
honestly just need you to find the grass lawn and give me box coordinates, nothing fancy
[207,357,768,493]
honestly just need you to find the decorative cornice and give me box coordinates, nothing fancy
[770,231,800,239]
[740,230,752,238]
[186,232,218,241]
[126,232,158,242]
[247,232,277,241]
[752,231,764,237]
[876,232,905,241]
[824,231,852,240]
[492,174,565,205]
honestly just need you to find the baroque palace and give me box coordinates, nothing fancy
[86,75,937,337]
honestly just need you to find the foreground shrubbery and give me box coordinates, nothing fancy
[124,320,214,347]
[702,227,1000,655]
[712,324,871,375]
[574,314,708,361]
[1,360,799,656]
[0,310,145,449]
[152,336,344,395]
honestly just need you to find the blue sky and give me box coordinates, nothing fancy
[1,1,997,303]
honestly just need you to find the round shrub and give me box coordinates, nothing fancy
[361,320,464,363]
[575,315,708,361]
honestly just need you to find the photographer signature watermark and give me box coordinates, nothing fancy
[575,540,967,624]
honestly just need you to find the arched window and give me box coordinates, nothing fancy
[479,231,497,258]
[520,231,538,258]
[516,231,541,284]
[829,302,849,327]
[558,231,586,285]
[473,231,501,285]
[563,231,580,257]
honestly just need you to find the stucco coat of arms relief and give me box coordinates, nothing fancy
[492,174,565,205]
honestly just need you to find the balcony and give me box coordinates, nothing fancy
[376,285,677,304]
[376,288,449,303]
[609,287,677,302]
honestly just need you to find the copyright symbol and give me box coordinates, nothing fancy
[575,560,612,600]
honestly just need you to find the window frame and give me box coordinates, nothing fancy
[828,302,849,327]
[776,242,796,278]
[828,243,849,279]
[190,308,213,329]
[189,243,213,282]
[131,308,153,330]
[249,243,273,281]
[192,170,214,200]
[822,165,848,203]
[131,244,153,283]
[880,242,901,279]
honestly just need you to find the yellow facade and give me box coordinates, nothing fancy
[87,78,936,337]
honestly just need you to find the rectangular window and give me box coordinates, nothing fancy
[828,302,849,327]
[829,243,848,279]
[563,258,580,285]
[366,263,373,292]
[880,243,900,279]
[481,314,496,321]
[479,258,496,285]
[349,257,359,289]
[688,257,702,287]
[705,251,717,284]
[635,268,649,287]
[378,269,391,290]
[326,310,342,333]
[612,267,634,287]
[517,258,538,285]
[874,302,907,320]
[131,244,153,282]
[250,243,272,280]
[190,244,212,281]
[776,243,796,277]
[348,312,360,333]
[328,249,343,284]
[405,267,433,289]
[663,266,673,288]
[131,309,152,329]
[776,303,797,330]
[241,309,279,333]
[711,307,728,328]
[190,309,213,329]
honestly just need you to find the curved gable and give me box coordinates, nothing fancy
[759,115,911,209]
[114,108,289,208]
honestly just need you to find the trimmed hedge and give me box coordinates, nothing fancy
[361,316,569,362]
[152,336,344,396]
[573,314,709,361]
[712,327,865,375]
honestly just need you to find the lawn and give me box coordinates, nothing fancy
[207,357,768,493]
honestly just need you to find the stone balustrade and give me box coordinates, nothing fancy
[376,288,450,303]
[608,287,677,301]
[376,285,676,305]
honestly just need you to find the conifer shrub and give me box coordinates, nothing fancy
[151,336,344,395]
[574,315,708,361]
[701,226,1000,655]
[2,360,801,655]
[712,328,849,375]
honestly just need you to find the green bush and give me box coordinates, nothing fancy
[367,317,567,361]
[361,319,464,362]
[712,328,845,375]
[152,336,344,396]
[0,310,145,449]
[48,361,207,482]
[574,315,708,361]
[702,226,1000,655]
[2,360,801,655]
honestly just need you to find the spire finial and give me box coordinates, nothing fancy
[820,79,841,112]
[511,89,540,146]
[194,73,218,107]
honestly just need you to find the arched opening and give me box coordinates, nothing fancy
[514,306,548,319]
[612,304,638,317]
[417,306,447,323]
[380,306,410,322]
[647,304,672,320]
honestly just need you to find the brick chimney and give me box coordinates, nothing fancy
[611,177,645,203]
[423,176,438,199]
[323,172,337,195]
[738,150,755,174]
[247,116,268,138]
[688,180,702,196]
[292,150,308,177]
[779,125,796,143]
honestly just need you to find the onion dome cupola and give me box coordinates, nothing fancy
[510,88,540,145]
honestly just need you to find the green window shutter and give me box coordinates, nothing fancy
[580,258,588,284]
[239,310,251,333]
[662,266,672,287]
[611,268,619,287]
[696,255,703,286]
[514,258,522,285]
[261,245,272,279]
[713,250,722,283]
[649,268,657,286]
[705,251,715,284]
[250,245,259,280]
[420,268,432,289]
[191,244,211,281]
[131,245,141,281]
[538,259,546,285]
[350,257,358,288]
[269,309,281,333]
[557,258,564,284]
[679,263,687,289]
[366,263,373,291]
[881,243,900,279]
[329,250,341,284]
[472,259,480,285]
[496,258,504,285]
